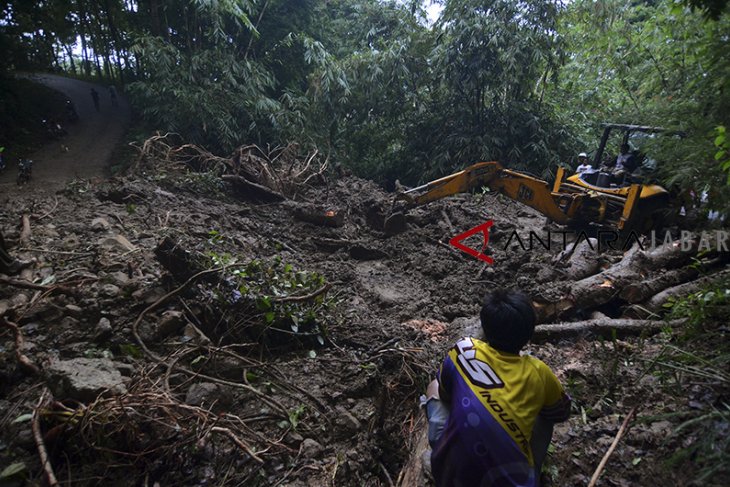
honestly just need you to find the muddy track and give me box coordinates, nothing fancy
[0,74,130,196]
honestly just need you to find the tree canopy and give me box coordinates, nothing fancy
[0,0,728,207]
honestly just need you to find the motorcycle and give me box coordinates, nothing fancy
[42,119,67,139]
[17,159,32,185]
[65,100,80,123]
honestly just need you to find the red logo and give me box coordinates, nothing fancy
[449,220,494,264]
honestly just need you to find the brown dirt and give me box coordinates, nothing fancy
[0,155,726,486]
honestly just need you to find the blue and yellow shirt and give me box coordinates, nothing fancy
[432,337,570,486]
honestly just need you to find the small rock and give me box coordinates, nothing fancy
[99,284,121,298]
[91,217,111,231]
[109,271,131,287]
[155,310,185,339]
[115,363,135,377]
[287,431,304,443]
[20,322,38,335]
[184,382,232,411]
[14,426,36,451]
[154,188,175,198]
[300,438,324,459]
[333,406,362,438]
[10,294,29,307]
[650,420,672,436]
[63,234,81,249]
[132,287,167,304]
[61,316,81,330]
[590,311,608,320]
[99,235,136,252]
[46,358,127,402]
[65,304,84,316]
[95,317,113,341]
[182,324,211,345]
[452,316,483,339]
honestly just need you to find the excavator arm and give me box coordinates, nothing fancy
[396,162,503,206]
[395,161,585,225]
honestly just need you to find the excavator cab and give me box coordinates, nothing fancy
[562,124,684,230]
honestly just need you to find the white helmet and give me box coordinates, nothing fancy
[578,152,588,158]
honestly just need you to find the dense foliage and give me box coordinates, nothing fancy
[0,0,729,202]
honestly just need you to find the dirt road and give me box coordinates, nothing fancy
[0,74,130,195]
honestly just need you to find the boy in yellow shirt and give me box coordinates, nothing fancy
[423,290,571,486]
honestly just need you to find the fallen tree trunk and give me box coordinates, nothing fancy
[531,318,683,343]
[221,174,286,203]
[619,266,700,303]
[396,417,429,487]
[634,267,730,316]
[293,205,345,228]
[19,214,31,244]
[536,241,700,322]
[552,238,603,281]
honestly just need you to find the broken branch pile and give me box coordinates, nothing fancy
[35,376,278,485]
[133,134,329,199]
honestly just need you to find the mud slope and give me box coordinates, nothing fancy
[0,162,726,486]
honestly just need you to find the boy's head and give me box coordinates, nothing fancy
[479,290,536,353]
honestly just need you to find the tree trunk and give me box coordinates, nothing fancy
[221,175,287,203]
[102,0,125,83]
[535,241,698,323]
[637,267,730,316]
[531,318,683,343]
[64,45,77,74]
[619,266,700,303]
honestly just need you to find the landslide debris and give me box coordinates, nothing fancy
[0,142,727,486]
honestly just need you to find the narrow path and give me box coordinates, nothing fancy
[0,74,131,195]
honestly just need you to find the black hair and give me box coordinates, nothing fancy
[479,289,536,353]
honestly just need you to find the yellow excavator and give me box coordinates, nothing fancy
[388,124,676,234]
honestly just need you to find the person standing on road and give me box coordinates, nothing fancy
[109,86,118,108]
[90,88,100,112]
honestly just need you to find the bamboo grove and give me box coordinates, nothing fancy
[1,0,729,210]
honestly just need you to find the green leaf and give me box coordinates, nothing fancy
[118,344,143,358]
[264,311,275,323]
[290,323,299,332]
[0,462,27,479]
[12,413,33,424]
[257,296,272,311]
[190,355,206,365]
[632,457,642,466]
